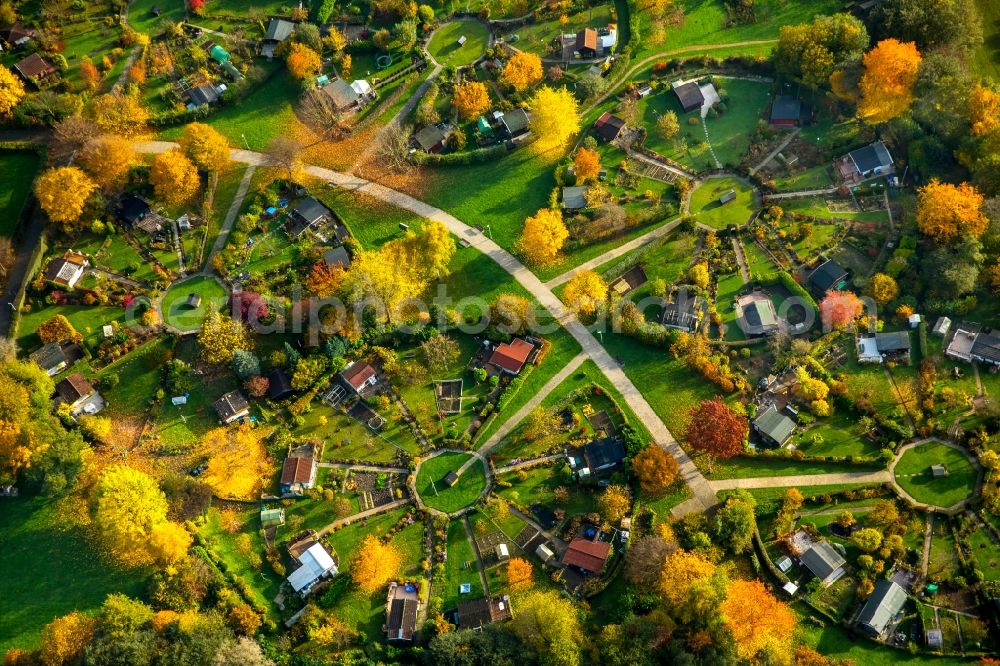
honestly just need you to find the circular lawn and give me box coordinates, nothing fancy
[415,451,487,513]
[427,19,490,67]
[689,176,757,230]
[160,276,229,333]
[893,441,978,508]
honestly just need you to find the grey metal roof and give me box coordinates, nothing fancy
[753,405,796,445]
[809,259,848,292]
[849,141,893,174]
[673,81,705,111]
[857,580,907,636]
[265,18,294,42]
[414,124,446,151]
[875,331,911,353]
[30,342,67,370]
[501,108,529,136]
[293,196,330,225]
[321,78,360,109]
[800,541,845,581]
[972,331,1000,365]
[742,299,778,333]
[562,186,588,210]
[770,97,801,122]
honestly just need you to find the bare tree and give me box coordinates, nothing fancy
[298,88,353,142]
[374,123,414,173]
[265,136,304,182]
[52,116,101,163]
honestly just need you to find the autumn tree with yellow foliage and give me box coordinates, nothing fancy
[502,51,543,91]
[528,86,580,154]
[92,465,192,566]
[178,122,231,172]
[198,310,253,365]
[88,92,150,136]
[721,579,795,663]
[351,535,401,593]
[969,84,1000,137]
[34,166,97,229]
[451,81,491,120]
[916,179,987,243]
[0,63,26,118]
[150,149,201,207]
[306,261,347,297]
[632,444,680,495]
[200,424,270,499]
[518,208,568,265]
[40,611,97,666]
[563,270,607,316]
[868,273,898,305]
[573,147,601,183]
[286,43,322,79]
[77,135,136,192]
[858,39,921,124]
[597,484,632,524]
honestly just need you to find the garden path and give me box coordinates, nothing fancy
[921,512,933,577]
[545,217,684,288]
[111,47,142,93]
[460,353,586,475]
[203,165,256,272]
[317,463,410,474]
[731,237,750,283]
[85,267,147,290]
[314,498,411,538]
[134,140,723,515]
[764,187,839,200]
[462,516,490,595]
[494,453,566,475]
[749,128,800,176]
[707,470,891,491]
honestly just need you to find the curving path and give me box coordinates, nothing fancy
[134,140,718,515]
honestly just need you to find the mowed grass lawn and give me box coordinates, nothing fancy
[974,0,1000,80]
[16,304,127,352]
[0,151,40,237]
[427,19,490,66]
[893,442,978,508]
[689,176,757,229]
[160,275,229,332]
[416,452,487,512]
[0,498,148,653]
[441,519,480,610]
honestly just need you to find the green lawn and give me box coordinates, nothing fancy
[779,196,891,224]
[0,151,40,237]
[927,517,961,582]
[773,165,835,192]
[16,304,126,353]
[441,518,481,610]
[973,0,1000,80]
[893,442,978,508]
[0,498,148,653]
[709,456,882,480]
[968,526,1000,581]
[689,176,757,229]
[495,465,599,517]
[427,19,490,66]
[317,189,424,251]
[791,411,881,460]
[416,452,487,513]
[514,4,614,58]
[160,275,229,332]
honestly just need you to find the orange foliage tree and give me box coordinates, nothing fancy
[79,58,100,91]
[632,444,680,495]
[858,39,921,124]
[451,81,491,121]
[37,314,82,344]
[683,396,748,471]
[819,290,864,330]
[507,557,535,591]
[350,535,401,593]
[306,261,347,297]
[969,84,1000,137]
[78,135,136,192]
[573,147,601,183]
[915,179,988,243]
[0,63,26,117]
[286,43,322,80]
[721,579,795,662]
[502,51,543,91]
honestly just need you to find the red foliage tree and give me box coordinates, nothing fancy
[819,290,864,331]
[684,396,748,471]
[188,0,205,12]
[229,292,268,324]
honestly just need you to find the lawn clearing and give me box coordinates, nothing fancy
[689,176,757,229]
[0,151,40,237]
[973,0,1000,80]
[16,304,127,353]
[928,518,961,582]
[0,497,148,653]
[441,518,481,610]
[427,19,490,66]
[495,465,599,518]
[893,441,977,508]
[792,411,881,459]
[416,452,487,512]
[160,275,229,332]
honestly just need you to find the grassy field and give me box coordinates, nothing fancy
[318,189,424,250]
[893,442,977,508]
[709,455,881,480]
[416,452,487,512]
[927,517,961,582]
[689,176,757,229]
[968,525,1000,581]
[773,165,835,192]
[160,275,229,332]
[973,0,1000,80]
[0,151,40,237]
[427,19,490,66]
[495,465,599,517]
[792,411,880,459]
[0,498,148,653]
[16,304,126,353]
[441,518,481,611]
